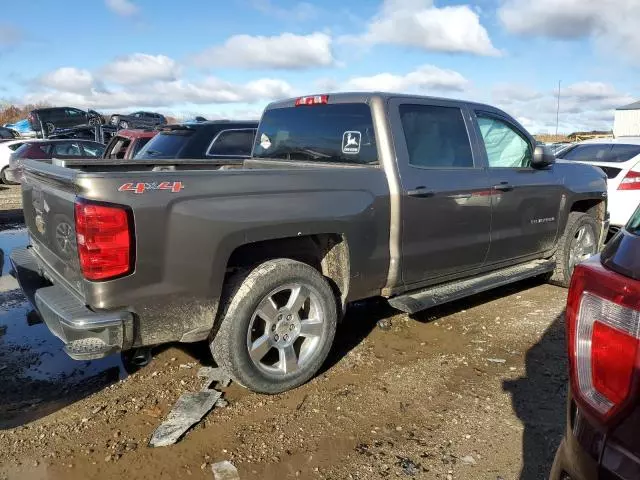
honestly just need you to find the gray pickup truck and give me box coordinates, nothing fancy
[10,92,608,393]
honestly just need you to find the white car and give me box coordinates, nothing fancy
[555,137,640,229]
[0,139,30,184]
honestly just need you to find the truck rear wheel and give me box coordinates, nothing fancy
[210,259,338,394]
[548,212,599,287]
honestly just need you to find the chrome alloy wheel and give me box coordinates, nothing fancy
[246,283,325,376]
[568,224,597,274]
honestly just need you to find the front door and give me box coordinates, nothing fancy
[473,111,563,264]
[389,99,492,287]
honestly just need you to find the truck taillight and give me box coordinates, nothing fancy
[567,261,640,424]
[295,95,328,106]
[75,200,133,281]
[618,170,640,190]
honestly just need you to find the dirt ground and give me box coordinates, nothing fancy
[0,189,568,480]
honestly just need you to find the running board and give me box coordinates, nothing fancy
[388,259,555,314]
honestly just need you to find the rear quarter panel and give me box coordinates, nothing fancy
[75,165,390,344]
[553,161,608,234]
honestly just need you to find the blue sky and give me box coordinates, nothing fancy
[0,0,638,133]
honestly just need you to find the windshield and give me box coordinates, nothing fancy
[558,143,640,163]
[132,137,151,157]
[253,103,378,165]
[627,206,640,235]
[134,130,193,159]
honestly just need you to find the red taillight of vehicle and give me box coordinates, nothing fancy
[74,200,133,281]
[567,262,640,424]
[618,170,640,190]
[295,95,328,106]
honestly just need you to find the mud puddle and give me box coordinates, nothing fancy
[0,228,129,429]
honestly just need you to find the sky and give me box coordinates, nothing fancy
[0,0,638,133]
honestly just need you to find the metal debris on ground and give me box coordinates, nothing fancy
[377,318,393,331]
[149,367,232,447]
[211,460,240,480]
[198,367,232,389]
[149,390,222,447]
[487,358,507,364]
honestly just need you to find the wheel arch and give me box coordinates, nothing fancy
[225,233,350,313]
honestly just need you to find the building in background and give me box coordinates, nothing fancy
[614,100,640,137]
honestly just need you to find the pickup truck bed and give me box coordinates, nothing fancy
[10,92,608,394]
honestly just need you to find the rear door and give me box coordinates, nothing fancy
[472,111,563,264]
[388,98,492,286]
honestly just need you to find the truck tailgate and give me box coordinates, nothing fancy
[21,160,85,297]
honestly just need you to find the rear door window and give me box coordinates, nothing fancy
[207,129,256,157]
[17,144,52,159]
[400,104,474,168]
[253,103,377,164]
[52,142,83,157]
[609,145,640,162]
[558,144,613,162]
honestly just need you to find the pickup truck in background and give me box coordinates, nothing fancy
[102,129,158,160]
[10,92,608,394]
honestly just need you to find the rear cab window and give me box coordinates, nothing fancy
[135,129,194,159]
[253,102,378,165]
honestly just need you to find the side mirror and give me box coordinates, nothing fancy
[532,145,555,169]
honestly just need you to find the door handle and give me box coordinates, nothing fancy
[407,187,435,198]
[493,182,513,192]
[449,193,472,200]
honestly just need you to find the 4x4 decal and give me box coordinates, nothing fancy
[118,181,184,194]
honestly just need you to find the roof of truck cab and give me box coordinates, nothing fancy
[116,129,158,139]
[265,92,498,112]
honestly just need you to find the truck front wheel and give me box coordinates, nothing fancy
[210,259,338,394]
[548,212,600,287]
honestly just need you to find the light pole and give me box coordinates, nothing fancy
[555,80,561,137]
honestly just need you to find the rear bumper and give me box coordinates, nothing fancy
[607,189,639,227]
[9,246,133,360]
[3,166,19,183]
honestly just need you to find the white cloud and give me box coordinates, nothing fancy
[494,81,635,134]
[39,68,96,94]
[27,75,294,110]
[102,54,180,85]
[192,32,335,69]
[344,65,469,93]
[344,0,500,56]
[498,0,640,63]
[492,83,544,104]
[105,0,138,16]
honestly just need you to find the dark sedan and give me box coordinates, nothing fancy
[28,107,104,135]
[550,206,640,479]
[109,111,167,130]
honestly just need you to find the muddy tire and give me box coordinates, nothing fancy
[44,122,55,135]
[118,120,128,130]
[548,212,600,287]
[210,259,338,394]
